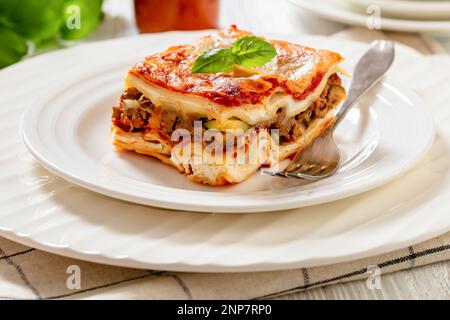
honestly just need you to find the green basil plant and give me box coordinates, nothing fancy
[0,0,103,69]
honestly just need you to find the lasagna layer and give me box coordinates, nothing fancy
[112,74,345,144]
[129,25,343,109]
[124,65,344,126]
[110,103,342,186]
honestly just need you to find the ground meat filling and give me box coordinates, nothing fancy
[112,88,202,135]
[255,73,344,142]
[112,88,152,132]
[112,74,345,142]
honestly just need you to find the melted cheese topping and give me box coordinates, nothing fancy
[129,25,344,108]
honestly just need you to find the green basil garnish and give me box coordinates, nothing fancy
[191,48,235,74]
[192,36,277,74]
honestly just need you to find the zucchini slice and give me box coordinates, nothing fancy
[204,119,250,132]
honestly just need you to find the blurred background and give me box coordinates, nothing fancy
[0,0,449,69]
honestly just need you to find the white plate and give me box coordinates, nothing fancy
[20,43,434,213]
[289,0,450,34]
[0,32,444,272]
[344,0,450,20]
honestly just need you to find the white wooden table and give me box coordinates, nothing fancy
[55,0,450,299]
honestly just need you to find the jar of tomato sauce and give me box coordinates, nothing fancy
[134,0,219,33]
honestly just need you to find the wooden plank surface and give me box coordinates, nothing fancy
[274,261,450,300]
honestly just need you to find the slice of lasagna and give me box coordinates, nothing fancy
[110,26,346,185]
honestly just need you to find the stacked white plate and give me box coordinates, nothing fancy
[0,32,440,272]
[289,0,450,34]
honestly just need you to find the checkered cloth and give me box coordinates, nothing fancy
[1,29,450,300]
[2,233,450,299]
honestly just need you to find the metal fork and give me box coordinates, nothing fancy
[265,40,395,181]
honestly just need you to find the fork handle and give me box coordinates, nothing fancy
[334,40,395,128]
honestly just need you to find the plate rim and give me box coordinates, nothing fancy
[20,67,435,213]
[347,0,450,11]
[1,215,450,272]
[289,0,450,33]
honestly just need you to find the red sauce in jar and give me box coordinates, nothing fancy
[134,0,219,33]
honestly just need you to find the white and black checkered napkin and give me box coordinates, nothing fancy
[2,231,450,299]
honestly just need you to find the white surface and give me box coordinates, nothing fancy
[343,0,450,20]
[290,0,450,34]
[20,34,434,214]
[0,33,446,273]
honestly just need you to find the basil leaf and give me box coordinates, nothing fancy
[0,29,28,69]
[192,48,235,74]
[231,36,276,68]
[60,0,104,41]
[0,0,64,45]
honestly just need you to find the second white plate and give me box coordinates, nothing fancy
[289,0,450,34]
[344,0,450,20]
[0,33,447,272]
[20,37,434,213]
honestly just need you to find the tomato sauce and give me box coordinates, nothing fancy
[134,0,219,33]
